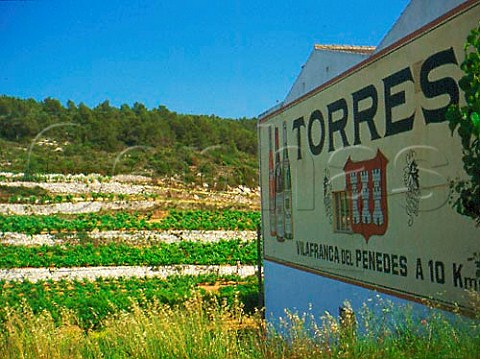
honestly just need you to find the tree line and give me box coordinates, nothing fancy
[0,96,258,187]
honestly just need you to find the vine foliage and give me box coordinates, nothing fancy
[446,23,480,226]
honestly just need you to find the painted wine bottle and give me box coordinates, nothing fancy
[282,121,293,240]
[268,126,277,237]
[274,127,285,241]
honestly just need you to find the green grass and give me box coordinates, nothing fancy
[264,302,480,359]
[0,240,257,268]
[0,294,479,358]
[0,275,259,330]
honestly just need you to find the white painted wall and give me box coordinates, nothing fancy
[284,49,370,105]
[263,0,471,327]
[261,48,372,117]
[375,0,465,52]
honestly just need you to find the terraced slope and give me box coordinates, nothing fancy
[0,173,262,328]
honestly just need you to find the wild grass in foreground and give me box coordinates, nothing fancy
[0,275,259,330]
[1,294,479,359]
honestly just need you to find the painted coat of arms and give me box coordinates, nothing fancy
[343,150,388,242]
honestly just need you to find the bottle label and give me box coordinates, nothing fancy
[276,192,284,238]
[269,168,276,236]
[284,190,293,238]
[284,213,292,237]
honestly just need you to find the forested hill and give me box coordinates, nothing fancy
[0,96,258,187]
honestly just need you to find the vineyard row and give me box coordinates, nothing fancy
[0,210,261,234]
[0,240,258,268]
[0,274,259,330]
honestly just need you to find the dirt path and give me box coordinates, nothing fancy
[0,230,257,246]
[0,264,257,282]
[0,200,158,215]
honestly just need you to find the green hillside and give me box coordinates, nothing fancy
[0,96,258,187]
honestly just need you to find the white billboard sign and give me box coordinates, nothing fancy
[259,1,480,315]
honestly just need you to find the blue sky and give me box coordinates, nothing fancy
[0,1,409,119]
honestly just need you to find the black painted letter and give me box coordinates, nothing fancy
[292,117,305,160]
[327,98,350,151]
[352,85,380,145]
[420,47,459,124]
[308,110,325,156]
[383,67,415,137]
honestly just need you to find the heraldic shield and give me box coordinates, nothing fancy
[343,150,388,242]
